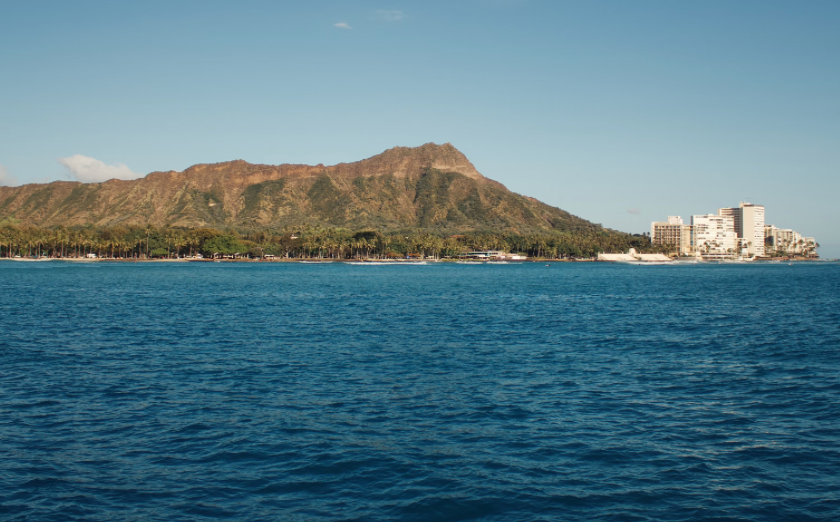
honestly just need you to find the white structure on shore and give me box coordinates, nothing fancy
[459,251,527,260]
[598,248,671,262]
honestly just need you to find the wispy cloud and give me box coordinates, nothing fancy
[375,10,405,22]
[333,22,352,29]
[0,164,18,186]
[58,155,142,183]
[626,208,641,215]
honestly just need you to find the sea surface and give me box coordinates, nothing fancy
[2,261,839,521]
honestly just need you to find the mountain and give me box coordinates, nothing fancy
[0,143,601,233]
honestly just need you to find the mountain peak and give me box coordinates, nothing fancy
[328,142,484,181]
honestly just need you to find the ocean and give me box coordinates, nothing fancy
[2,261,839,521]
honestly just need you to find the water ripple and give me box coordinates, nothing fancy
[1,262,839,521]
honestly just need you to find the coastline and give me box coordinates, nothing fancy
[1,257,833,264]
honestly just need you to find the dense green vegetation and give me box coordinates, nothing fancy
[0,221,662,259]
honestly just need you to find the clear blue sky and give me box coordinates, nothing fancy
[1,1,838,255]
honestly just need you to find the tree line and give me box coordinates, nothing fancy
[0,222,664,260]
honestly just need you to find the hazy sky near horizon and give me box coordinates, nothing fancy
[1,1,839,255]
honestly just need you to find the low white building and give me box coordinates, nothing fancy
[598,248,671,262]
[459,251,527,260]
[765,225,818,256]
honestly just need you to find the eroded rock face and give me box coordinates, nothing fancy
[0,143,595,232]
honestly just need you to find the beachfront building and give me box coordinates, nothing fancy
[801,237,818,256]
[717,207,741,236]
[718,202,765,257]
[765,225,799,254]
[650,216,694,255]
[653,202,817,259]
[764,225,818,256]
[692,214,740,259]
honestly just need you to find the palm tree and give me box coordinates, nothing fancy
[145,224,152,259]
[0,229,10,258]
[174,236,187,258]
[186,234,200,257]
[59,230,68,257]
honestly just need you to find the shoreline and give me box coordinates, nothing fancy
[0,257,832,264]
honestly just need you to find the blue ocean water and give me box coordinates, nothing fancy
[1,261,839,521]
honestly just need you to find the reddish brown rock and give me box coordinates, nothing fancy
[0,143,595,233]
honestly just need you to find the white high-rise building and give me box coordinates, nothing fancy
[692,214,739,258]
[740,203,765,257]
[718,202,765,257]
[717,207,740,234]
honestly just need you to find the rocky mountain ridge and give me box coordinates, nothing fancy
[0,143,598,233]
